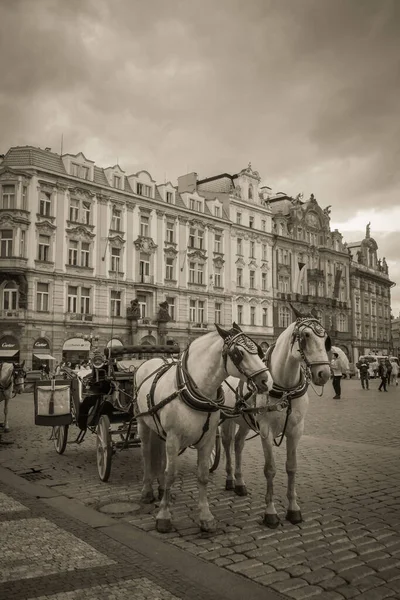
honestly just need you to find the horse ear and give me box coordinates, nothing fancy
[21,360,25,367]
[215,323,230,339]
[289,302,303,320]
[232,322,242,332]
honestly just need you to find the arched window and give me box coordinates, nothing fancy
[3,281,18,311]
[279,306,291,328]
[248,184,253,200]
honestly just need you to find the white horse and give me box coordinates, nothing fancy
[220,308,331,528]
[0,361,26,433]
[135,323,274,534]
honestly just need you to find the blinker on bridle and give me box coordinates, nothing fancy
[222,332,269,383]
[291,317,331,369]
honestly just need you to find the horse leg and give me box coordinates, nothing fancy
[3,392,10,433]
[197,432,217,532]
[233,420,250,496]
[156,432,180,533]
[154,435,166,500]
[221,420,235,490]
[138,420,156,504]
[285,424,303,524]
[260,425,280,528]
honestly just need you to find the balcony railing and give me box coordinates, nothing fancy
[139,274,154,284]
[66,313,93,322]
[0,309,25,318]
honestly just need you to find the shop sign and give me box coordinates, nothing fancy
[63,338,91,351]
[0,335,19,350]
[33,338,50,350]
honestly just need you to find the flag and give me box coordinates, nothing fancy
[333,269,342,299]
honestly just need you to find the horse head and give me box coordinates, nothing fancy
[288,304,331,385]
[216,323,273,393]
[12,361,26,394]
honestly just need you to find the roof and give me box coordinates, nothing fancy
[2,146,67,175]
[93,166,109,186]
[197,173,238,194]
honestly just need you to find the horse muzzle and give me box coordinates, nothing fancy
[310,363,331,386]
[248,368,273,393]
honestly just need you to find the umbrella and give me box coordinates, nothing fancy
[330,346,350,372]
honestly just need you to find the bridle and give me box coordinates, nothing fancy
[222,332,270,388]
[290,317,331,370]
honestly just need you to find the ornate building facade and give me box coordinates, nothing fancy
[0,147,274,367]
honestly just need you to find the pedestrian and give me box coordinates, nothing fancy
[356,357,370,390]
[385,359,392,386]
[330,352,344,399]
[378,359,388,392]
[391,361,399,386]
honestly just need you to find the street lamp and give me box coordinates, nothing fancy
[84,333,99,349]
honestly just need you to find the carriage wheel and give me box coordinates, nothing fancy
[96,414,112,482]
[209,429,221,473]
[53,425,68,455]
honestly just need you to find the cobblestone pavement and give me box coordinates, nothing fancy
[1,378,400,599]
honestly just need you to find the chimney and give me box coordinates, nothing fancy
[177,172,197,193]
[45,147,51,152]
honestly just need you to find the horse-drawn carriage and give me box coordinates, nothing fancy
[34,344,221,482]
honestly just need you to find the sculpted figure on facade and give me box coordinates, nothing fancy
[127,298,141,320]
[382,257,388,274]
[156,301,171,323]
[366,222,371,239]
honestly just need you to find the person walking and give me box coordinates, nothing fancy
[331,352,344,399]
[391,360,399,386]
[378,359,388,392]
[356,358,370,390]
[385,359,392,386]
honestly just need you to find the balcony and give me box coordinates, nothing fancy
[189,322,208,330]
[307,268,324,280]
[0,309,26,319]
[65,313,94,322]
[0,256,28,272]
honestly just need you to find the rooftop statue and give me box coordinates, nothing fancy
[366,222,371,239]
[127,298,141,320]
[156,300,171,323]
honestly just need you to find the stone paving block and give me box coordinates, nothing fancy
[333,558,364,573]
[319,575,348,590]
[301,568,336,585]
[34,577,180,599]
[0,492,29,513]
[367,557,400,572]
[253,570,290,585]
[335,584,363,599]
[284,584,324,599]
[356,576,387,593]
[270,577,309,593]
[378,567,400,583]
[225,558,263,574]
[340,565,376,584]
[0,517,114,583]
[355,586,397,600]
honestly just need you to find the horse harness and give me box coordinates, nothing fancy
[0,363,14,397]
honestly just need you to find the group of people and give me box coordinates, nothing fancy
[329,353,399,399]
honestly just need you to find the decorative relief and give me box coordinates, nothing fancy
[188,218,205,229]
[66,225,95,242]
[261,261,270,272]
[139,206,151,215]
[38,181,57,194]
[68,186,95,199]
[36,220,57,235]
[0,170,19,181]
[248,260,258,269]
[213,256,225,268]
[108,234,125,248]
[235,257,246,267]
[0,211,30,226]
[164,246,178,257]
[134,235,158,253]
[178,215,188,224]
[187,248,207,261]
[156,210,165,217]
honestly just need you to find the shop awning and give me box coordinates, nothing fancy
[0,349,18,357]
[33,353,55,360]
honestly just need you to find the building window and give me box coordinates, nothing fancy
[111,247,121,272]
[237,268,243,287]
[82,201,91,223]
[38,235,50,261]
[337,313,347,332]
[237,238,243,255]
[81,166,89,180]
[262,220,266,232]
[364,299,369,315]
[355,297,360,312]
[278,275,290,293]
[165,257,174,280]
[137,183,143,195]
[68,240,78,265]
[189,299,205,324]
[189,262,196,283]
[20,230,26,257]
[262,272,267,291]
[1,185,15,209]
[80,287,91,314]
[189,262,204,284]
[166,296,175,320]
[215,206,220,217]
[81,242,90,267]
[36,282,49,312]
[3,282,17,310]
[39,192,52,217]
[188,228,203,249]
[140,215,149,237]
[371,301,376,316]
[22,186,28,210]
[69,199,79,222]
[189,299,196,322]
[113,175,121,189]
[111,208,122,231]
[262,307,268,327]
[67,286,78,313]
[236,212,242,225]
[248,184,253,200]
[262,244,267,261]
[196,200,202,212]
[139,254,150,281]
[137,294,147,318]
[279,306,291,328]
[249,216,254,229]
[356,323,361,339]
[137,184,152,197]
[0,229,13,257]
[214,268,222,288]
[166,221,175,243]
[166,191,173,204]
[237,304,243,325]
[214,233,222,253]
[189,198,195,211]
[110,290,121,317]
[250,241,255,258]
[215,302,222,324]
[250,306,256,325]
[250,270,255,288]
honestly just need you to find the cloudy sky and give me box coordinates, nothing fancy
[1,0,399,311]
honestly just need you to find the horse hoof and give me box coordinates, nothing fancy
[140,491,155,504]
[263,513,280,529]
[234,485,248,496]
[286,510,303,524]
[4,427,9,434]
[225,480,234,491]
[158,487,165,500]
[200,519,216,533]
[156,518,172,533]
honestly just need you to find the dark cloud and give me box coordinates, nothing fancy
[0,0,399,288]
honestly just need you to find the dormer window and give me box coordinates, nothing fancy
[113,175,121,189]
[196,200,202,212]
[215,206,220,218]
[71,163,79,177]
[248,184,253,200]
[166,192,173,204]
[81,166,89,180]
[137,183,152,197]
[189,198,195,210]
[71,163,90,180]
[249,216,254,229]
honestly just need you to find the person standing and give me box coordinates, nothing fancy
[391,360,399,386]
[331,352,344,399]
[385,359,392,386]
[378,359,388,392]
[356,358,370,390]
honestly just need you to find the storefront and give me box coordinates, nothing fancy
[62,338,91,367]
[32,338,55,370]
[0,335,20,363]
